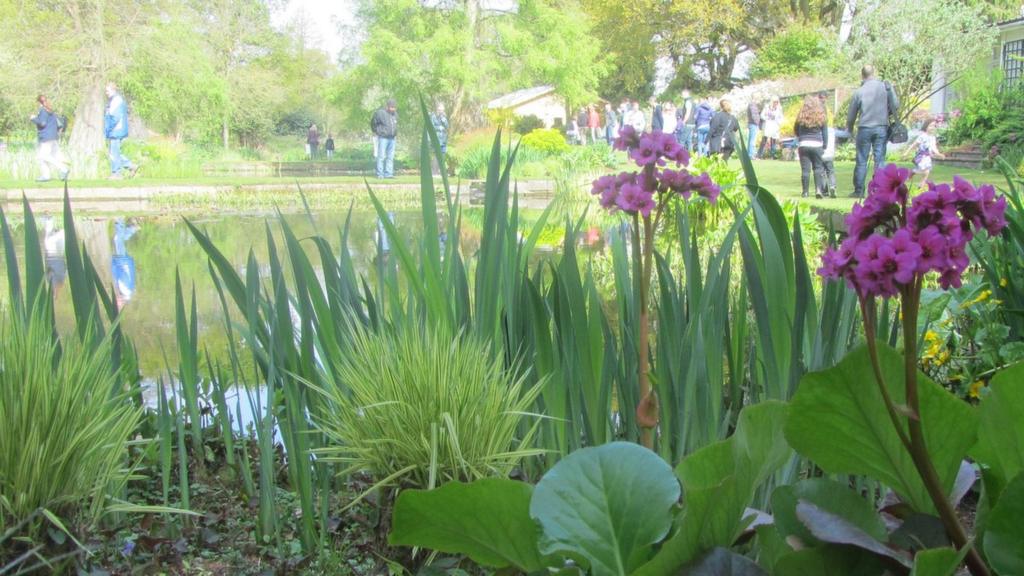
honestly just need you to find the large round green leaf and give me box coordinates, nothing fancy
[984,472,1024,575]
[785,344,978,514]
[389,478,544,572]
[529,442,681,575]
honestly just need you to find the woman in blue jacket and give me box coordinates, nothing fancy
[104,83,138,179]
[29,94,69,182]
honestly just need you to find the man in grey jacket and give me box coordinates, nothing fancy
[371,99,398,178]
[847,65,899,197]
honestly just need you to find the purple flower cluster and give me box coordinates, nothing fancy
[591,128,720,216]
[820,164,1007,297]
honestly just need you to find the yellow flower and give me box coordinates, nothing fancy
[1001,278,1009,288]
[924,330,940,344]
[969,380,985,399]
[960,290,993,309]
[934,350,951,367]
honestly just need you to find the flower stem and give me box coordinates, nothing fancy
[900,284,989,576]
[635,212,657,449]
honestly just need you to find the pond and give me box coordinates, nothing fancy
[1,207,614,378]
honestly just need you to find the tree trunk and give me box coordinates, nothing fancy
[68,78,107,163]
[222,114,230,150]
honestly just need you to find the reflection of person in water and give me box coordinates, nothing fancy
[112,218,139,311]
[43,217,66,297]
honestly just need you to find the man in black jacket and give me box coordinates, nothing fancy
[371,99,398,178]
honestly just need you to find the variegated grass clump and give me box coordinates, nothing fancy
[316,325,542,492]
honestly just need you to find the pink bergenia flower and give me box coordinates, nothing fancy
[820,164,1008,299]
[613,125,639,152]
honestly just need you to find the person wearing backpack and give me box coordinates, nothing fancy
[104,82,138,179]
[29,94,69,182]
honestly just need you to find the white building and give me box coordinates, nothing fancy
[487,86,566,128]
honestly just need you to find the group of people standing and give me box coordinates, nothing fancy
[305,124,335,160]
[569,93,782,163]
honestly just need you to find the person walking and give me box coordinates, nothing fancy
[818,92,837,198]
[760,97,783,159]
[307,123,320,160]
[903,119,945,188]
[104,82,137,179]
[604,103,618,145]
[429,102,449,156]
[325,134,335,160]
[708,99,739,161]
[576,108,589,145]
[793,96,829,198]
[661,102,677,139]
[29,94,68,182]
[628,101,647,131]
[694,98,715,156]
[587,105,600,144]
[676,90,695,151]
[746,99,761,160]
[847,64,899,197]
[651,99,664,133]
[371,99,398,179]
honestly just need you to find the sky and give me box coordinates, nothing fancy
[272,0,359,63]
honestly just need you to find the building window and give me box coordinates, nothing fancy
[1005,39,1024,84]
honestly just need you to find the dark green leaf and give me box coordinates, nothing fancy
[771,478,887,547]
[984,472,1024,575]
[795,501,911,567]
[389,479,544,572]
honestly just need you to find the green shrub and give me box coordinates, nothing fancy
[520,128,570,155]
[0,304,143,540]
[512,114,545,135]
[945,72,1024,149]
[749,26,838,79]
[316,326,542,490]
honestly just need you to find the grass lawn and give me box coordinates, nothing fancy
[740,159,1006,211]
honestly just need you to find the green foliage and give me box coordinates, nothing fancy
[316,326,542,490]
[0,303,142,538]
[121,20,227,142]
[785,345,978,514]
[520,128,570,154]
[512,114,545,134]
[943,68,1024,160]
[329,0,608,135]
[390,405,788,575]
[985,472,1024,574]
[749,26,835,79]
[970,159,1024,339]
[389,479,543,571]
[531,443,681,575]
[845,0,997,120]
[637,402,792,575]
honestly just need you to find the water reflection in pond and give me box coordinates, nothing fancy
[3,209,615,377]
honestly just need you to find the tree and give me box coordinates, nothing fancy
[748,25,838,79]
[122,20,228,142]
[580,0,658,101]
[329,0,607,134]
[845,0,998,121]
[0,1,165,158]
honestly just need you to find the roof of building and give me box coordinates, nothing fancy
[487,85,557,109]
[997,15,1024,29]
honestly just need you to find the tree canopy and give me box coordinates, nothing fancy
[328,0,609,134]
[845,0,998,121]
